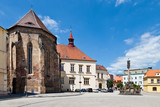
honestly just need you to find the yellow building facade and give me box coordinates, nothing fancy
[0,26,7,95]
[143,69,160,93]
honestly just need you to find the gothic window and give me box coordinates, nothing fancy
[27,43,32,74]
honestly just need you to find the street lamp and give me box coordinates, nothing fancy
[79,73,82,93]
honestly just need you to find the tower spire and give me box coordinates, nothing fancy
[68,26,74,47]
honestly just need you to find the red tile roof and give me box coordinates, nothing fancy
[8,9,54,37]
[57,44,96,61]
[145,69,160,77]
[96,65,107,71]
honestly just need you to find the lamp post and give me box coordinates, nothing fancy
[79,73,82,93]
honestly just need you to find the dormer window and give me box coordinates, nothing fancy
[65,56,69,58]
[82,57,86,59]
[156,73,160,76]
[25,22,34,25]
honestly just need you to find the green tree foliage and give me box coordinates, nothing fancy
[107,80,113,89]
[117,83,123,88]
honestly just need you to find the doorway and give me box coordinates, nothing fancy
[99,83,102,89]
[12,78,16,94]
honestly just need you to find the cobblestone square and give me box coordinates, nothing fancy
[0,91,160,107]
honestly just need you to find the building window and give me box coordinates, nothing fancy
[139,76,142,79]
[61,64,64,71]
[135,77,137,79]
[69,77,75,84]
[153,87,157,91]
[84,78,89,85]
[61,77,64,84]
[151,79,154,84]
[79,65,83,72]
[97,73,99,78]
[70,64,74,72]
[101,73,103,79]
[86,66,90,72]
[124,77,126,80]
[135,81,137,84]
[27,43,32,74]
[157,79,160,84]
[139,81,142,85]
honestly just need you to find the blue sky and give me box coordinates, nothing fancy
[1,0,160,75]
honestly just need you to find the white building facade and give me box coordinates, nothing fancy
[96,65,110,89]
[123,68,151,89]
[60,60,96,91]
[57,30,97,91]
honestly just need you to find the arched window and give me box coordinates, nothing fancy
[27,43,32,74]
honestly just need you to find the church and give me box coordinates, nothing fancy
[7,9,61,94]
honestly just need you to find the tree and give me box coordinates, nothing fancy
[117,83,123,88]
[107,80,113,89]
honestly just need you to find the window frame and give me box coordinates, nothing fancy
[70,64,75,72]
[86,65,91,73]
[84,78,90,85]
[69,77,75,84]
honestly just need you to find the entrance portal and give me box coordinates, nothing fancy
[99,83,102,89]
[12,78,16,94]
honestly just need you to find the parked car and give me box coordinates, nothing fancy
[75,89,81,92]
[81,89,87,92]
[107,89,113,92]
[97,88,102,91]
[93,89,99,93]
[87,88,93,92]
[101,89,107,93]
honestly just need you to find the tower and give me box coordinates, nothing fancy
[68,27,74,47]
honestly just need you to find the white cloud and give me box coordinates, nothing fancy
[115,0,130,7]
[108,32,160,74]
[38,15,69,33]
[124,38,134,45]
[42,16,59,31]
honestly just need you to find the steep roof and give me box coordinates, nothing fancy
[8,9,53,36]
[57,44,96,61]
[96,65,107,71]
[145,69,160,77]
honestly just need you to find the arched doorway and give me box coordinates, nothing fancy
[99,83,102,89]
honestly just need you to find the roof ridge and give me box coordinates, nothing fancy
[31,9,40,28]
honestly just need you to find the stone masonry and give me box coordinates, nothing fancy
[7,9,61,94]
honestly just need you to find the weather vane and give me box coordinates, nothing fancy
[70,26,72,32]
